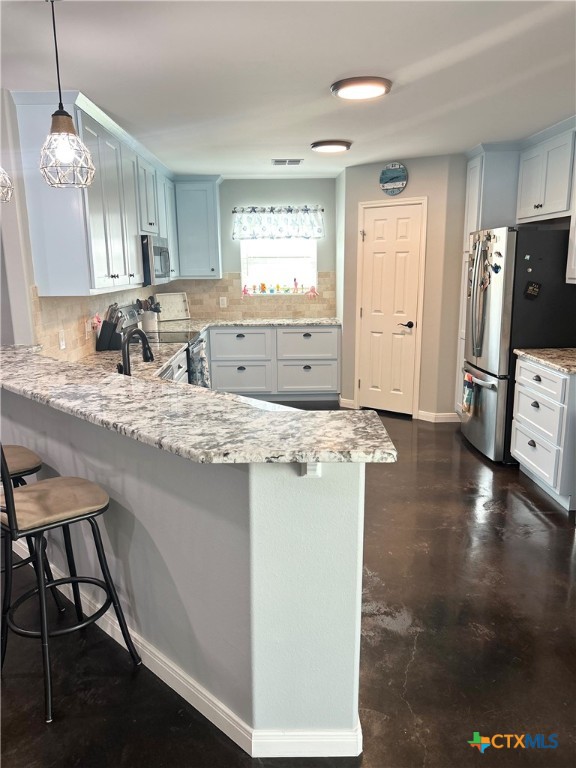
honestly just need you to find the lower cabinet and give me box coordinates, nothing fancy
[511,357,575,510]
[209,325,341,398]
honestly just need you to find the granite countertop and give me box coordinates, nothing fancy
[0,346,396,465]
[514,348,576,375]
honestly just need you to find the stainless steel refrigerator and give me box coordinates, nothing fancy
[461,226,576,462]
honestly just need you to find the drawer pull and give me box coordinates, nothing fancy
[530,401,540,409]
[237,366,246,372]
[303,332,312,338]
[303,365,312,371]
[532,375,542,382]
[527,439,537,448]
[236,333,245,339]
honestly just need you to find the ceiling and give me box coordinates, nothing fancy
[2,0,575,178]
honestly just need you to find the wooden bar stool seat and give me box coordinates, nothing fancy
[1,445,141,722]
[2,445,42,484]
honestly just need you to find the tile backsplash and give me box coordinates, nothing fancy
[31,271,336,361]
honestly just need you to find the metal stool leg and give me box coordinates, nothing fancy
[24,536,66,614]
[62,525,83,623]
[1,530,13,669]
[33,533,53,723]
[88,518,141,666]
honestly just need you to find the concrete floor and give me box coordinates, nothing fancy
[2,415,575,768]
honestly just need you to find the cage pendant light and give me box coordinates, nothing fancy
[39,0,95,188]
[0,167,14,202]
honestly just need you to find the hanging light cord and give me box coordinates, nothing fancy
[49,0,64,111]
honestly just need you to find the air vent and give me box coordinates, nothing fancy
[272,159,303,166]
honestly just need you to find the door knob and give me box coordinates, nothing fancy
[397,321,414,328]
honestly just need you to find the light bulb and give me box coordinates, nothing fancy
[53,134,76,164]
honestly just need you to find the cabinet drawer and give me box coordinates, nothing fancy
[210,328,273,360]
[277,327,339,359]
[211,362,273,393]
[277,361,339,393]
[513,384,565,444]
[515,359,566,403]
[511,421,560,488]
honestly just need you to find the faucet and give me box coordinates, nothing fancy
[120,328,154,376]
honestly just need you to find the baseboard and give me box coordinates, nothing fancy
[339,397,357,409]
[12,541,363,757]
[416,410,460,423]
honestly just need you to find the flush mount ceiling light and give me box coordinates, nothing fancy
[39,0,95,188]
[330,76,392,101]
[310,140,352,154]
[0,167,14,203]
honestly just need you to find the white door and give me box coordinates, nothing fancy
[357,201,424,414]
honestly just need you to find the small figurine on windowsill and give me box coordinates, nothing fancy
[241,285,250,298]
[293,278,298,294]
[305,285,319,299]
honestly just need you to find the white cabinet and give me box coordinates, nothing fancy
[176,181,222,278]
[511,358,575,511]
[209,325,341,398]
[157,174,179,278]
[11,91,146,296]
[120,144,144,285]
[516,131,574,220]
[137,157,159,234]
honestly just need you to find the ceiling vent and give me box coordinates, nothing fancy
[272,159,303,166]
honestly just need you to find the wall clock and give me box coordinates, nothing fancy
[379,162,408,196]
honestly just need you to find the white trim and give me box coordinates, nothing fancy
[11,542,363,758]
[355,197,428,417]
[416,411,461,423]
[339,397,357,410]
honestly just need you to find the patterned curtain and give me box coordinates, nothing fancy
[232,205,325,240]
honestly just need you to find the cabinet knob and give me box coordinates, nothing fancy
[110,273,119,279]
[303,365,312,371]
[211,268,215,272]
[129,273,135,278]
[148,222,154,226]
[303,332,312,338]
[236,333,245,339]
[531,401,540,409]
[533,375,542,382]
[237,366,246,371]
[527,439,537,448]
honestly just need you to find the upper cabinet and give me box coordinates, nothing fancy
[516,130,574,220]
[175,180,222,278]
[462,147,520,249]
[10,91,173,296]
[157,174,180,278]
[137,157,160,234]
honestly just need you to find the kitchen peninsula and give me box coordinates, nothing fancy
[0,345,396,758]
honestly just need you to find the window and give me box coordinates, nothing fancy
[240,239,317,295]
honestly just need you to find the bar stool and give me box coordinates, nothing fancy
[1,445,65,613]
[0,445,141,722]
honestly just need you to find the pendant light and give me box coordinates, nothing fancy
[0,167,14,202]
[39,0,95,188]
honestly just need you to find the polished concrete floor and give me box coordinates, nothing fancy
[2,416,575,768]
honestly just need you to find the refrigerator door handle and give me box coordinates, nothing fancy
[462,368,497,391]
[470,239,483,355]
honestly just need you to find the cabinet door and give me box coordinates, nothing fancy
[541,132,574,215]
[157,172,169,239]
[463,155,482,250]
[165,178,180,278]
[121,144,144,285]
[176,181,222,278]
[517,146,544,219]
[79,115,114,289]
[100,133,128,285]
[138,157,159,234]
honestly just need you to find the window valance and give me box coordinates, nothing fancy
[232,205,325,240]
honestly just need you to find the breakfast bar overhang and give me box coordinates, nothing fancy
[0,348,396,757]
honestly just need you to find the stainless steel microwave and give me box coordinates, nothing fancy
[142,235,171,285]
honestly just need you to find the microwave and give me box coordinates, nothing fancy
[142,235,171,285]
